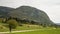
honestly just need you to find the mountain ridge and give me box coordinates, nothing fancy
[0,6,15,18]
[8,6,55,26]
[0,6,55,26]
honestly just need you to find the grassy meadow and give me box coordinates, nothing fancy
[0,19,60,34]
[0,22,60,34]
[7,28,60,34]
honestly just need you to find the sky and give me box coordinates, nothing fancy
[0,0,60,23]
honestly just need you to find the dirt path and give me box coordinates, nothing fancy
[0,29,40,34]
[0,29,53,34]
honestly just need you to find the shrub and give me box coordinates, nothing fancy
[7,19,18,29]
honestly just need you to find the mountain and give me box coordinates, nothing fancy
[8,6,54,26]
[0,6,15,18]
[55,23,60,25]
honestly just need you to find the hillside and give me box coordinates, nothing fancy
[0,6,15,18]
[8,6,54,26]
[55,23,60,25]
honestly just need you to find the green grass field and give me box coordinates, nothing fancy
[0,23,60,34]
[8,28,60,34]
[0,24,41,32]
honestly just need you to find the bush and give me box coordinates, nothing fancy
[7,19,18,29]
[0,18,3,23]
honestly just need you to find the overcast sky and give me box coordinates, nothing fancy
[0,0,60,23]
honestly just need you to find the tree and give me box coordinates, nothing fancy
[7,19,18,32]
